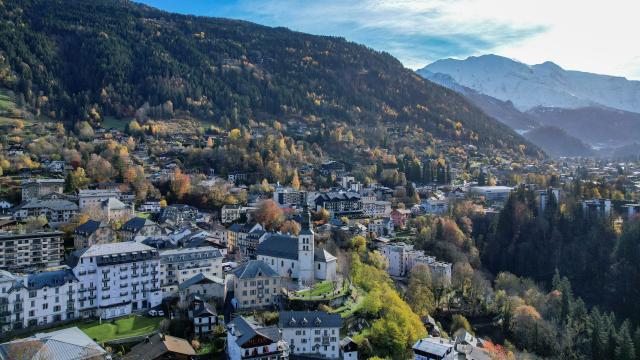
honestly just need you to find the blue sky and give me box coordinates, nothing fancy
[137,0,640,79]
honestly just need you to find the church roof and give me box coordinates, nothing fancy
[256,234,298,260]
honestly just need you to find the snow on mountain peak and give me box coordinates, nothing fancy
[421,55,640,113]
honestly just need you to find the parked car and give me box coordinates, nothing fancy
[158,310,165,317]
[148,310,158,317]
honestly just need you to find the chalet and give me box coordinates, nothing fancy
[73,219,116,249]
[226,316,289,360]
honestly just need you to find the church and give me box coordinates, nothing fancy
[256,207,337,285]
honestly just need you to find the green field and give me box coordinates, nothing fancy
[43,315,161,343]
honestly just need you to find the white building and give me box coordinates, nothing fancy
[70,242,161,319]
[0,269,79,331]
[379,243,452,284]
[414,256,453,286]
[256,208,336,285]
[362,199,392,218]
[226,316,289,360]
[279,311,342,359]
[221,204,244,224]
[158,246,223,295]
[421,198,449,215]
[379,242,422,277]
[78,189,121,210]
[469,186,513,202]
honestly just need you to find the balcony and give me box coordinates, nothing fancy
[101,287,110,291]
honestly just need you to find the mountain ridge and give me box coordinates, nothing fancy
[0,0,538,156]
[421,54,640,113]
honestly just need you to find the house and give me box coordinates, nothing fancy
[421,198,449,215]
[279,311,342,359]
[231,260,282,310]
[69,242,162,318]
[256,207,337,285]
[412,337,456,360]
[221,204,244,224]
[98,198,135,223]
[367,218,395,237]
[340,337,358,360]
[379,242,422,277]
[178,273,226,302]
[122,333,196,360]
[0,327,108,360]
[139,201,162,212]
[21,178,64,202]
[414,256,453,286]
[160,204,199,224]
[0,200,12,215]
[12,197,78,227]
[158,247,224,295]
[187,295,222,336]
[0,231,64,270]
[390,208,412,228]
[73,219,116,249]
[226,316,289,360]
[120,217,162,241]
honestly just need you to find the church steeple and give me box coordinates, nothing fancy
[301,205,312,232]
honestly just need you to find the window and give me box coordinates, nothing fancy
[42,303,48,310]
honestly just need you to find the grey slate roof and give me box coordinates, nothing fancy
[229,316,280,347]
[278,311,343,329]
[232,260,279,279]
[26,269,77,290]
[16,198,78,211]
[121,217,156,232]
[314,248,337,262]
[256,234,298,260]
[178,272,224,291]
[74,219,108,236]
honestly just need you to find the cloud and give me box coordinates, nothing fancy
[139,0,640,79]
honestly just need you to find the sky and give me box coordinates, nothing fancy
[137,0,640,80]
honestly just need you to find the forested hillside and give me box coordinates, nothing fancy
[0,0,537,155]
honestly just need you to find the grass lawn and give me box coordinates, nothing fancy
[297,281,335,297]
[42,315,161,343]
[136,212,151,219]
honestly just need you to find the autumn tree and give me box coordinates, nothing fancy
[406,263,436,317]
[254,199,284,231]
[170,168,191,200]
[280,220,301,235]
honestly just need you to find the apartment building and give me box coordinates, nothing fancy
[73,220,116,250]
[21,178,64,202]
[279,311,342,359]
[158,246,224,295]
[70,242,161,319]
[231,260,282,310]
[0,268,79,331]
[273,186,307,208]
[0,231,64,270]
[12,197,78,227]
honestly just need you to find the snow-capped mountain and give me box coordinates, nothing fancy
[419,54,640,113]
